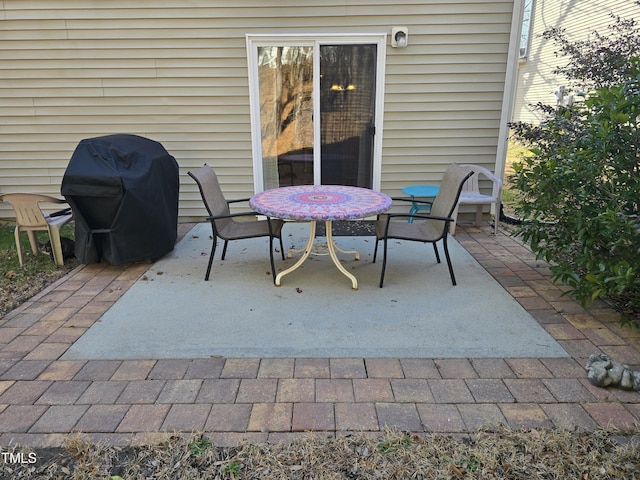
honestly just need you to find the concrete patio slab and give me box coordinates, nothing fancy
[62,222,567,360]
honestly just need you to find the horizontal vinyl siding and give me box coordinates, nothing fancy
[1,0,514,221]
[513,0,639,124]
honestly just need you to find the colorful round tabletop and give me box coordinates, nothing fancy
[250,185,392,221]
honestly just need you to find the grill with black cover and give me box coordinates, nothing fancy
[62,134,179,264]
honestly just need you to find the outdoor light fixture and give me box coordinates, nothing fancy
[330,84,356,91]
[391,26,408,48]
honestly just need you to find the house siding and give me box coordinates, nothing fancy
[513,0,638,125]
[1,0,517,221]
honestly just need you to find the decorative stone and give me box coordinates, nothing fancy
[585,353,640,391]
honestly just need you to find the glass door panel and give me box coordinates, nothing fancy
[257,46,314,190]
[320,44,377,188]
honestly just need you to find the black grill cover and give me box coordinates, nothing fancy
[61,134,179,265]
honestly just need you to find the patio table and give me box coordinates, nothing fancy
[250,185,392,289]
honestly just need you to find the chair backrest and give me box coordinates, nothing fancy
[187,165,231,226]
[459,165,480,194]
[0,193,63,229]
[430,163,475,219]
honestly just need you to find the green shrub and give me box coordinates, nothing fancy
[511,78,640,324]
[509,12,640,325]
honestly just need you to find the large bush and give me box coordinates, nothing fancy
[510,13,640,324]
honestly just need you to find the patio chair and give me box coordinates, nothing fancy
[188,164,285,282]
[373,163,474,287]
[0,193,74,266]
[451,164,502,235]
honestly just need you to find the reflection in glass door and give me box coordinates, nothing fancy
[251,37,382,191]
[320,44,376,187]
[257,46,314,189]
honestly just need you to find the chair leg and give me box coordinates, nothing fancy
[205,236,218,281]
[432,243,441,263]
[48,228,65,266]
[373,238,379,263]
[269,235,277,283]
[221,240,229,260]
[450,204,460,235]
[442,237,457,286]
[26,231,39,255]
[14,227,24,266]
[474,205,483,226]
[279,236,285,260]
[379,238,389,288]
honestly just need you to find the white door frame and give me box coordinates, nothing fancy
[246,33,387,192]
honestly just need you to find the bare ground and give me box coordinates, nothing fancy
[0,259,79,320]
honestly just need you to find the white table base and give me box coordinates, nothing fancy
[276,220,360,289]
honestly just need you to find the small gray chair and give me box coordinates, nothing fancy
[373,163,474,287]
[188,165,284,282]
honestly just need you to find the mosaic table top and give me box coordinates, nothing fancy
[250,185,392,221]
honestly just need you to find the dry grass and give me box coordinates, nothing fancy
[2,427,639,479]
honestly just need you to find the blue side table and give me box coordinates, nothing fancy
[402,184,440,222]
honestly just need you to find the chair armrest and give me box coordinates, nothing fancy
[226,198,252,205]
[208,211,262,221]
[380,212,453,237]
[374,198,434,221]
[390,197,434,206]
[481,171,502,198]
[385,212,453,223]
[460,164,502,196]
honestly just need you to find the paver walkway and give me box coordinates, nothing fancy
[0,223,638,448]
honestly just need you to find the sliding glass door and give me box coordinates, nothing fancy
[247,35,385,191]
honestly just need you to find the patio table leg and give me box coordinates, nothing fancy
[276,220,359,289]
[275,221,317,286]
[325,220,359,290]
